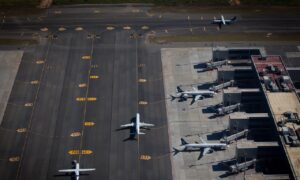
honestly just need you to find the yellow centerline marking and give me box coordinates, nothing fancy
[9,156,20,162]
[58,27,66,32]
[141,26,149,30]
[84,121,95,126]
[123,26,131,30]
[36,60,45,64]
[40,27,48,32]
[75,27,83,31]
[106,26,115,30]
[30,80,39,85]
[16,128,27,133]
[76,97,97,101]
[138,79,147,83]
[24,103,33,107]
[89,75,99,79]
[139,101,148,105]
[81,55,91,60]
[140,155,151,160]
[70,132,81,137]
[68,150,93,155]
[78,83,87,88]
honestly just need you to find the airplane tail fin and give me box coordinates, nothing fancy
[181,138,188,145]
[177,86,184,93]
[231,16,237,21]
[173,147,180,155]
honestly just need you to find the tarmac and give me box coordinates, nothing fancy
[0,4,300,180]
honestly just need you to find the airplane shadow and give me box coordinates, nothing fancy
[206,130,227,141]
[197,82,216,89]
[193,63,207,70]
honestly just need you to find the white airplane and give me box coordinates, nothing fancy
[120,113,154,135]
[212,15,237,28]
[171,86,216,104]
[173,137,228,160]
[58,160,95,180]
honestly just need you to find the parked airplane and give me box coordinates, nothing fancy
[171,86,216,104]
[58,160,95,180]
[225,159,257,173]
[120,113,154,135]
[173,137,228,160]
[212,15,237,28]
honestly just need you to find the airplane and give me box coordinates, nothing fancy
[120,113,154,135]
[173,137,228,160]
[171,86,216,104]
[212,15,237,28]
[58,160,95,180]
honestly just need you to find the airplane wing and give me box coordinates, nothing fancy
[202,147,211,155]
[140,122,154,127]
[78,168,96,172]
[194,95,202,101]
[58,169,76,173]
[198,147,211,160]
[120,123,134,128]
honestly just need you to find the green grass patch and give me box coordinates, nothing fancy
[149,33,300,43]
[0,0,40,6]
[0,39,38,46]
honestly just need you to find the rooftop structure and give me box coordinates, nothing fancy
[252,55,300,179]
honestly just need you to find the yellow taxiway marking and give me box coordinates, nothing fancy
[141,26,149,30]
[81,55,91,60]
[106,26,115,30]
[75,27,83,31]
[138,79,147,83]
[30,80,39,85]
[78,83,87,88]
[54,10,62,14]
[140,155,151,160]
[132,9,140,13]
[89,75,99,79]
[93,10,100,13]
[24,103,33,107]
[9,156,20,162]
[36,60,45,64]
[138,64,145,68]
[123,26,131,30]
[40,27,48,32]
[139,101,148,105]
[76,97,97,101]
[84,121,95,126]
[70,132,81,137]
[58,27,66,32]
[16,128,27,133]
[68,150,93,155]
[91,64,98,68]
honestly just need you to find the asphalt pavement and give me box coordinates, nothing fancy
[0,4,300,180]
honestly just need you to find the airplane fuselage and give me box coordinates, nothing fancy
[178,90,215,98]
[179,143,227,151]
[136,113,141,134]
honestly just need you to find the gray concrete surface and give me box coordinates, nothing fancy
[0,51,23,124]
[162,48,236,180]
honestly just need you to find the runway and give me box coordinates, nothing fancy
[0,4,300,180]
